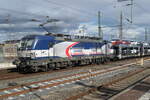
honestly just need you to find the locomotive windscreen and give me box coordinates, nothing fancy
[18,38,35,50]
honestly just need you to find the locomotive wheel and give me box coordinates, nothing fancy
[42,65,49,72]
[17,65,28,73]
[17,66,24,73]
[67,62,73,67]
[96,59,101,65]
[101,58,105,64]
[31,66,38,72]
[23,67,31,73]
[56,63,61,69]
[49,63,55,70]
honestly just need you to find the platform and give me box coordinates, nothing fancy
[0,62,16,70]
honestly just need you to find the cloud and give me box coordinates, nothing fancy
[0,0,149,42]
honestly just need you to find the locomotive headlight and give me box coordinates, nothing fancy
[30,53,36,59]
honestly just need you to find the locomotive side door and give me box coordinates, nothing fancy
[48,42,54,57]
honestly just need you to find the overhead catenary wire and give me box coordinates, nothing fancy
[42,0,96,17]
[42,0,119,23]
[0,0,120,27]
[0,4,94,25]
[134,2,149,13]
[23,0,97,18]
[0,7,46,18]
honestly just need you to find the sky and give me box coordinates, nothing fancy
[0,0,150,42]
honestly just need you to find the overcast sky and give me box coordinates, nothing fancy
[0,0,149,42]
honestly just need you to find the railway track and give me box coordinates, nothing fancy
[0,57,148,81]
[0,59,142,100]
[66,66,150,100]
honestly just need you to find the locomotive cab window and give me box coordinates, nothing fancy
[26,39,34,48]
[18,39,34,50]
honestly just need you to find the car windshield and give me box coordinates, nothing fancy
[18,39,34,50]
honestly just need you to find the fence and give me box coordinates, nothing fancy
[0,44,16,69]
